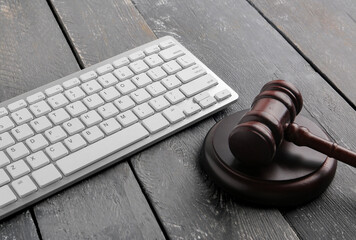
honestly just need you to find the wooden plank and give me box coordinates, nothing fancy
[133,0,356,239]
[48,0,300,239]
[32,0,164,239]
[0,0,78,238]
[0,211,39,240]
[248,0,356,107]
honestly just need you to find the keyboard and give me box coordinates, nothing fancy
[0,36,238,220]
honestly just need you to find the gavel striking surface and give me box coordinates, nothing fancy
[201,110,337,207]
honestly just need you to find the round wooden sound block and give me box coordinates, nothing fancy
[201,110,337,207]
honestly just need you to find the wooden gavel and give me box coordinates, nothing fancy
[229,80,356,167]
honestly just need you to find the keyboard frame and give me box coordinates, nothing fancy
[0,36,238,221]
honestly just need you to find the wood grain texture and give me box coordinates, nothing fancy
[0,0,78,238]
[0,211,39,240]
[34,163,164,240]
[132,0,356,239]
[48,0,300,239]
[0,0,163,239]
[249,0,356,107]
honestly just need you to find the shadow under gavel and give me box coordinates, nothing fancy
[229,80,356,168]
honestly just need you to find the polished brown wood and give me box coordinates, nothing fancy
[286,123,356,167]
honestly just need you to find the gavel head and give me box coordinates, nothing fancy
[228,80,303,166]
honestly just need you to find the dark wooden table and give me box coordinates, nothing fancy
[1,0,355,239]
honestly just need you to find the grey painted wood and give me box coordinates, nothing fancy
[249,0,356,108]
[132,0,356,239]
[0,0,164,239]
[0,211,39,240]
[0,0,77,238]
[48,0,300,239]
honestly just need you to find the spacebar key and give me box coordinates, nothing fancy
[56,123,149,176]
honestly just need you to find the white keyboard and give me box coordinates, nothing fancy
[0,36,238,220]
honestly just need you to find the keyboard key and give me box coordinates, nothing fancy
[96,64,114,75]
[64,134,87,152]
[6,143,30,161]
[82,126,104,143]
[6,160,30,179]
[48,93,69,109]
[129,60,149,74]
[62,118,85,135]
[215,89,232,101]
[142,113,170,134]
[0,152,11,168]
[48,108,71,125]
[199,96,217,109]
[30,100,51,117]
[177,55,195,68]
[159,45,184,61]
[27,92,45,104]
[97,73,119,88]
[0,169,10,186]
[11,108,34,125]
[176,65,206,83]
[45,85,63,97]
[99,86,120,102]
[161,76,182,90]
[183,102,201,116]
[132,73,152,88]
[8,99,27,112]
[25,134,49,152]
[97,103,119,119]
[159,39,175,49]
[80,110,102,127]
[11,124,34,141]
[64,86,86,102]
[32,164,62,188]
[0,185,17,208]
[133,103,154,119]
[45,126,67,143]
[113,66,134,81]
[147,66,167,81]
[116,80,137,95]
[30,116,53,133]
[99,118,121,135]
[26,151,50,170]
[113,57,130,68]
[193,91,210,103]
[131,89,151,104]
[63,77,81,89]
[146,82,167,97]
[114,96,135,111]
[45,142,68,160]
[79,71,97,82]
[149,96,171,112]
[0,116,15,134]
[165,89,186,104]
[163,106,185,124]
[57,123,149,176]
[144,54,164,68]
[83,93,105,110]
[0,108,8,118]
[129,50,145,61]
[0,133,15,151]
[66,101,88,117]
[180,74,218,97]
[162,60,182,74]
[81,80,103,95]
[117,110,138,127]
[12,176,38,198]
[144,45,160,55]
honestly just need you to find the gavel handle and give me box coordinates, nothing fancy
[285,123,356,168]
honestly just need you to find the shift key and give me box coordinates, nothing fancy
[180,74,218,97]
